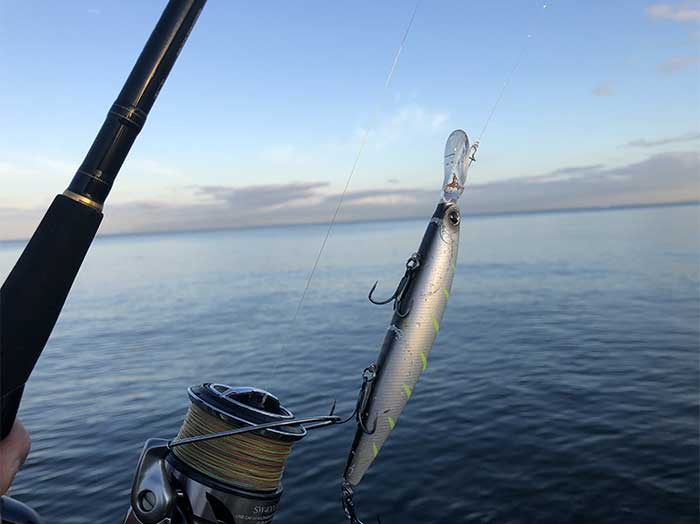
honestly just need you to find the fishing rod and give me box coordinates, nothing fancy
[341,130,478,523]
[0,0,207,521]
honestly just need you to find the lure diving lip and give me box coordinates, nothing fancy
[442,129,476,203]
[341,129,477,523]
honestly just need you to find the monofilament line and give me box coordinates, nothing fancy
[477,1,549,142]
[272,1,421,375]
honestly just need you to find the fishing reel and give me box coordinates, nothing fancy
[124,384,339,524]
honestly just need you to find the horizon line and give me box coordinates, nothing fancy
[1,199,697,246]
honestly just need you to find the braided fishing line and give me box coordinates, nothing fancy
[172,401,295,492]
[271,1,421,375]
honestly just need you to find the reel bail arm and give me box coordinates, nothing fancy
[167,411,342,448]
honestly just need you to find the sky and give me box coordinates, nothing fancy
[0,0,698,239]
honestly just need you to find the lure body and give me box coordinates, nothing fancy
[343,130,475,492]
[343,201,460,485]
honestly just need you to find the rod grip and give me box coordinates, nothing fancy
[0,386,23,441]
[0,195,102,438]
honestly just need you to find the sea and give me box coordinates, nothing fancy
[1,204,698,523]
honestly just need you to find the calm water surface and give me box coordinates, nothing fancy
[1,205,698,523]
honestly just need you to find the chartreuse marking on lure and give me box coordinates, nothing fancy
[341,129,478,524]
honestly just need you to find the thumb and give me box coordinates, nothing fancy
[0,420,31,495]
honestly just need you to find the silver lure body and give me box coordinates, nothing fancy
[343,200,461,486]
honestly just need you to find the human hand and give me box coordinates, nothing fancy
[0,420,31,495]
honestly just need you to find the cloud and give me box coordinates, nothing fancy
[525,164,606,184]
[592,84,614,97]
[458,151,698,215]
[196,182,328,209]
[646,3,700,22]
[657,55,700,73]
[1,152,697,241]
[624,131,700,148]
[254,104,450,176]
[359,104,451,148]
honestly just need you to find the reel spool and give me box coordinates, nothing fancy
[125,384,336,524]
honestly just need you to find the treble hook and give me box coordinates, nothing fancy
[337,364,378,433]
[342,481,365,524]
[368,253,421,318]
[342,481,382,524]
[356,365,378,434]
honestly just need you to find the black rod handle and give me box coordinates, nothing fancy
[1,196,101,438]
[0,0,206,439]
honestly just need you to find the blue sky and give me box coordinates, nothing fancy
[0,1,698,238]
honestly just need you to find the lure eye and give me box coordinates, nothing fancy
[448,208,460,226]
[442,129,470,202]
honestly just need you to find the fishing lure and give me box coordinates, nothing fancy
[341,129,478,523]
